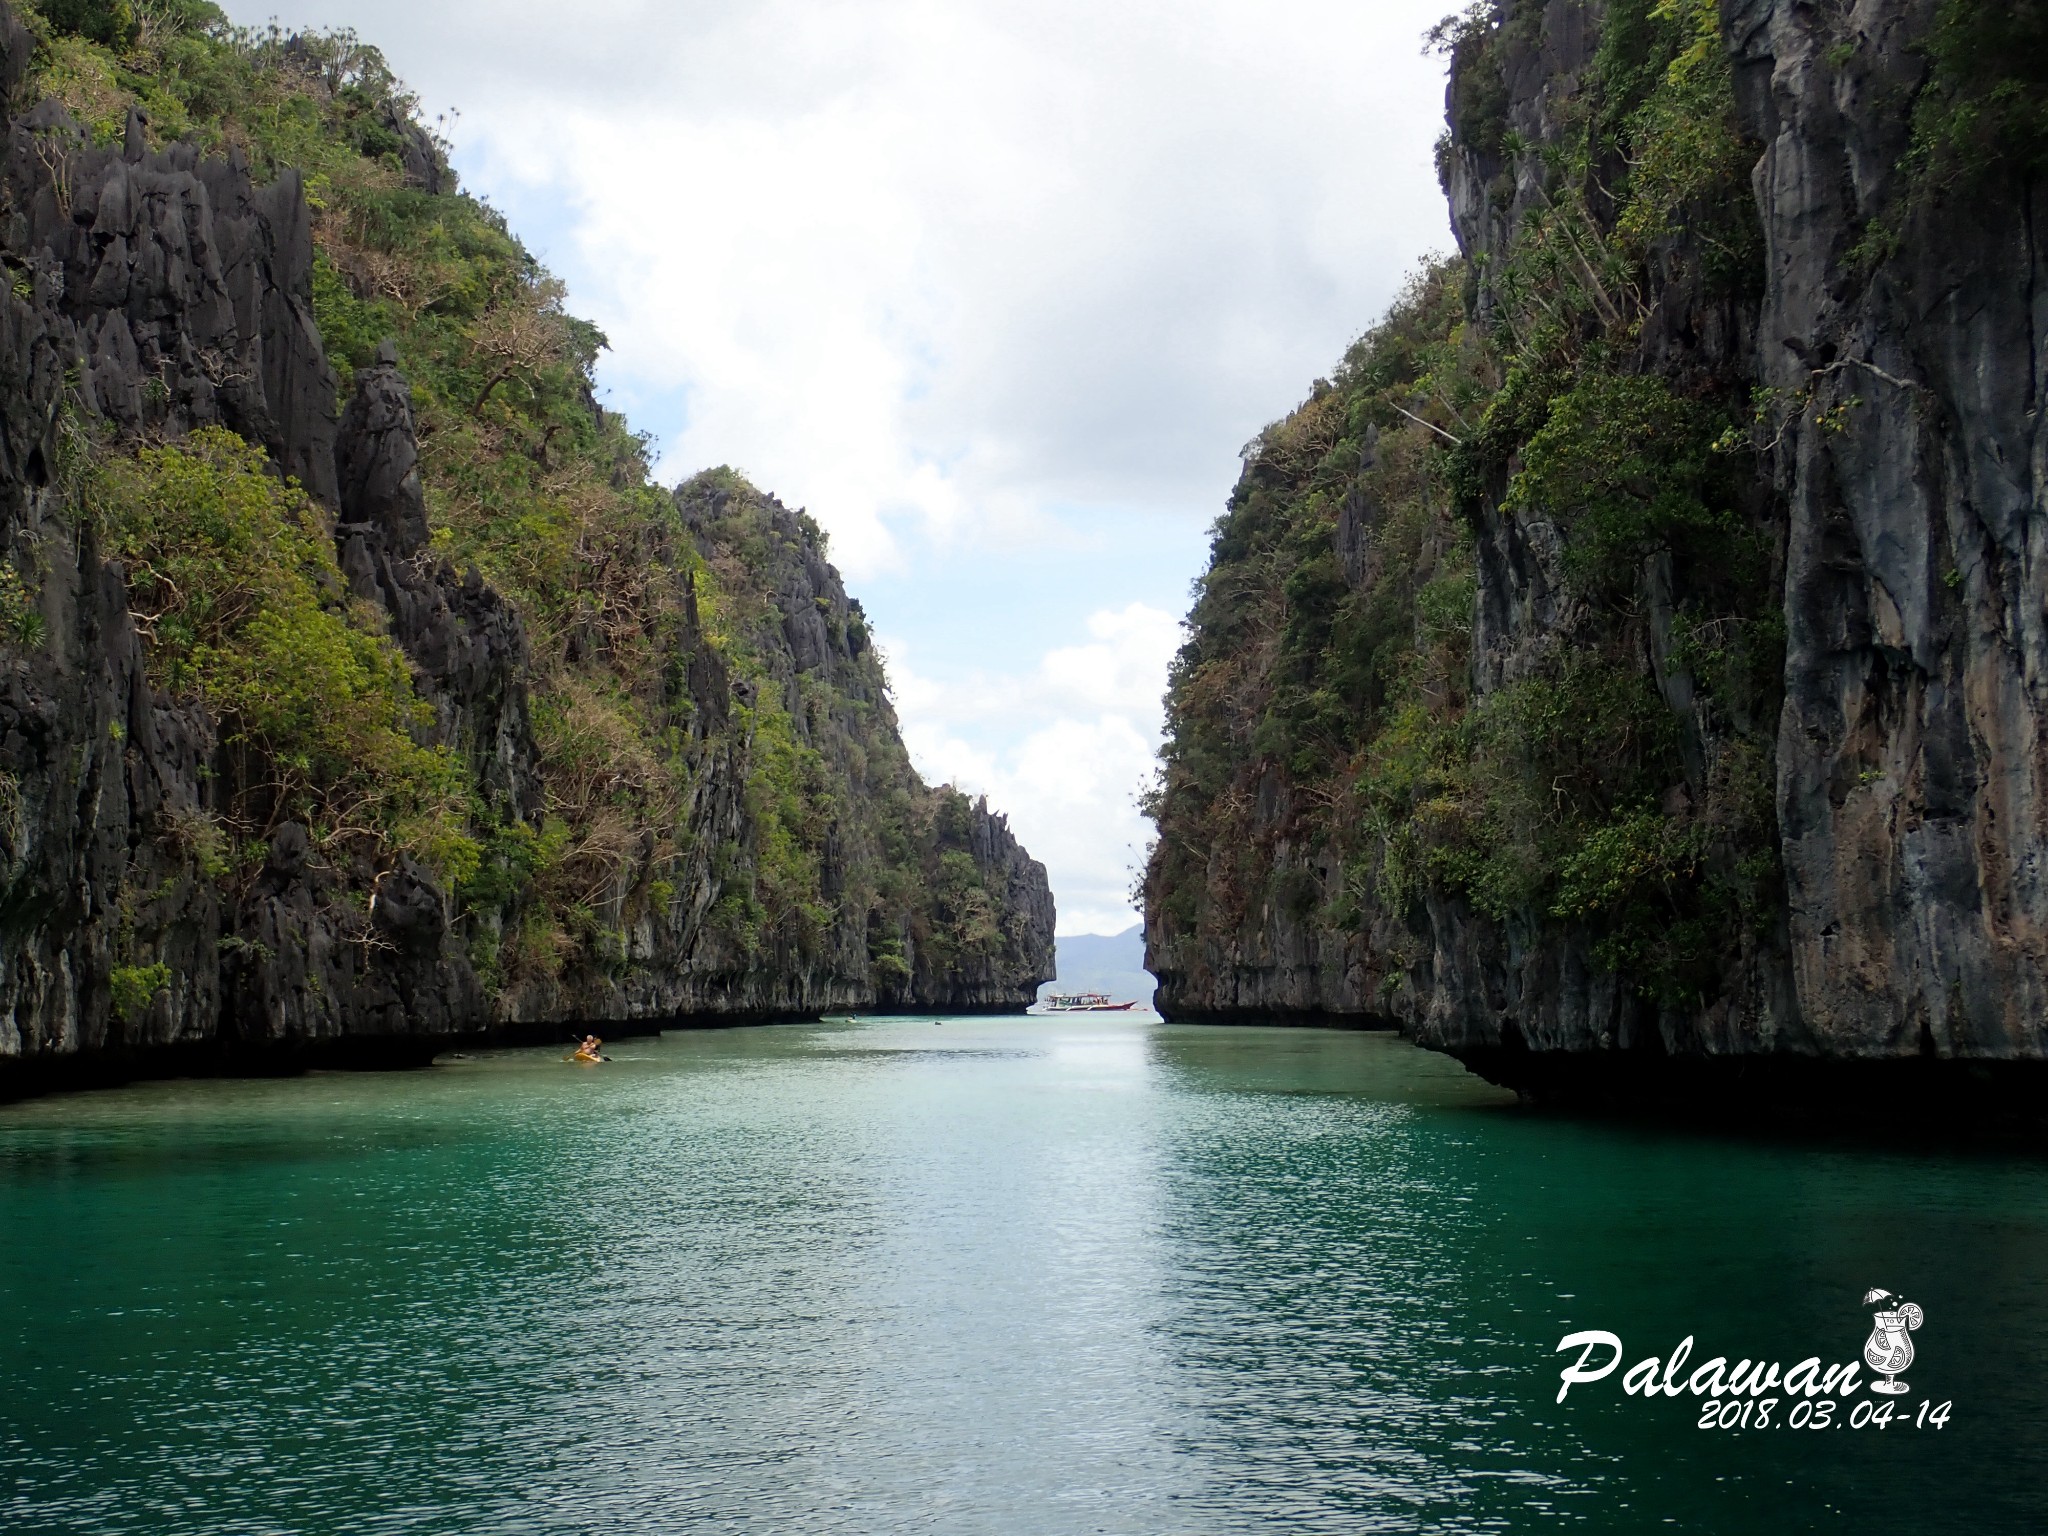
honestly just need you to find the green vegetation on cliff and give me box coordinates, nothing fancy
[17,0,1048,1012]
[1908,0,2048,192]
[94,426,475,881]
[1148,0,1779,1007]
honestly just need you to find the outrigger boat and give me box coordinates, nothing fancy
[1038,991,1139,1012]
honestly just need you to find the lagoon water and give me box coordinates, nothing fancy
[1,1015,2043,1534]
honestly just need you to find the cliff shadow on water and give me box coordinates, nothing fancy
[0,0,1052,1100]
[1142,0,2048,1132]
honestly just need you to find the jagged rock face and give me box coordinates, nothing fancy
[649,480,1056,1018]
[1149,1,1781,1054]
[334,344,541,822]
[1147,0,2048,1103]
[1438,0,2048,1066]
[8,110,340,497]
[0,70,490,1067]
[471,477,1055,1025]
[1142,759,1405,1026]
[0,19,340,1065]
[1730,0,2048,1061]
[1407,0,1803,1069]
[917,792,1058,1009]
[220,353,532,1054]
[0,1,1054,1091]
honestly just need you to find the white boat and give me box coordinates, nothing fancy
[1037,991,1139,1012]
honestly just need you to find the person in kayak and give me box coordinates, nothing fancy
[573,1033,604,1062]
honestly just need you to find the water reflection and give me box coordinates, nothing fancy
[0,1017,2043,1533]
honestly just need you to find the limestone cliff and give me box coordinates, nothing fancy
[0,2,1052,1096]
[1144,0,2048,1118]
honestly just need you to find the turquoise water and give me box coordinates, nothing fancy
[1,1016,2043,1533]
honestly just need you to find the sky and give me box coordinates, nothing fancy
[222,0,1459,934]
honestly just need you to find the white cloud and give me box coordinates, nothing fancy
[1042,605,1185,719]
[886,603,1181,934]
[890,602,1181,726]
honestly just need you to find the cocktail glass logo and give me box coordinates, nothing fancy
[1862,1289,1923,1396]
[1552,1287,1952,1431]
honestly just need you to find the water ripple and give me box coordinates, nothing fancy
[0,1019,2043,1534]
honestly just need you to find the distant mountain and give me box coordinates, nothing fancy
[1038,926,1157,1010]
